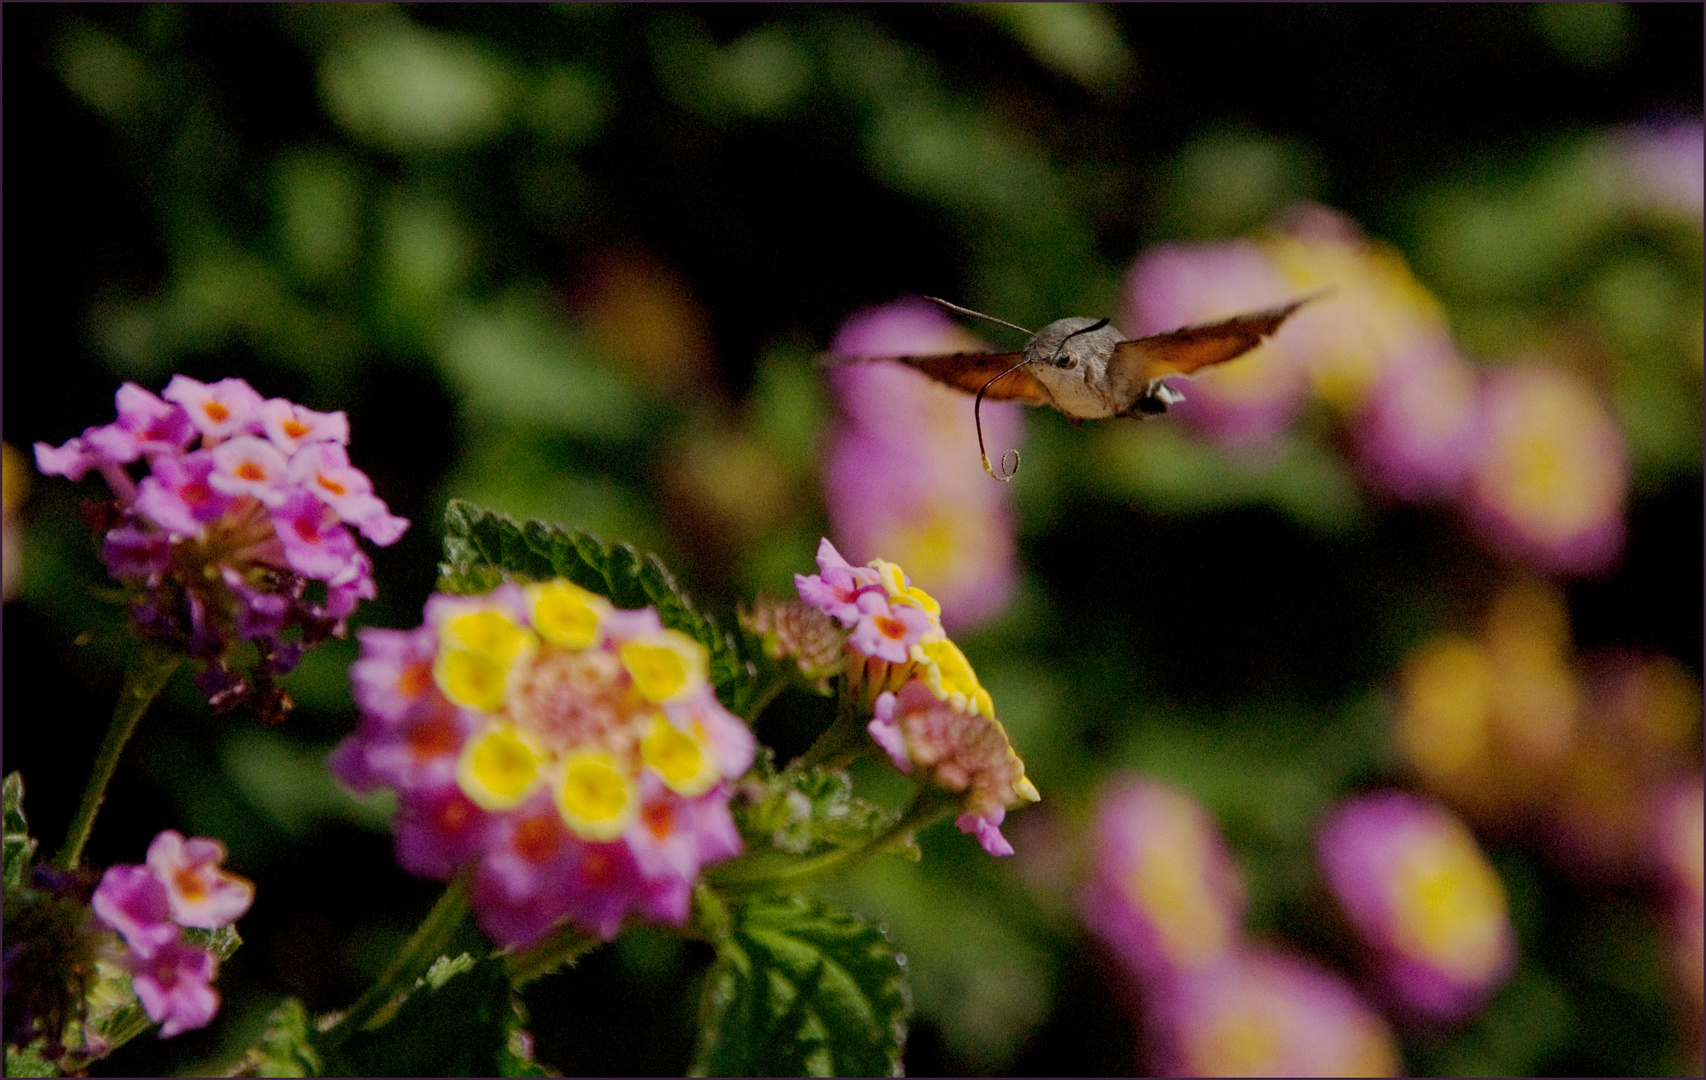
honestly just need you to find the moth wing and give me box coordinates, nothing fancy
[1111,295,1319,382]
[824,351,1049,405]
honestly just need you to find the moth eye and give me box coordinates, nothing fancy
[1054,354,1077,370]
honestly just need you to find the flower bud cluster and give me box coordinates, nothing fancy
[331,580,755,947]
[34,377,407,719]
[793,538,1038,856]
[89,831,254,1038]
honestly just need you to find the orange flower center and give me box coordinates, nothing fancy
[514,815,563,863]
[643,800,675,839]
[174,867,207,902]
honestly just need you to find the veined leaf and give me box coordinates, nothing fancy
[694,894,909,1078]
[438,500,762,715]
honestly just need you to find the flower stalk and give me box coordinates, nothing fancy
[54,648,182,871]
[706,786,958,890]
[314,873,472,1052]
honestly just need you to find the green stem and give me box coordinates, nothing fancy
[54,649,182,871]
[740,672,789,725]
[707,787,959,891]
[316,874,471,1051]
[793,699,871,771]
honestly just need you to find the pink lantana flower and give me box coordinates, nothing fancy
[162,375,265,443]
[34,376,407,721]
[1463,364,1628,576]
[144,831,255,930]
[88,830,252,1039]
[90,865,179,957]
[794,539,1038,856]
[332,578,756,948]
[257,397,349,455]
[793,537,882,627]
[127,941,220,1039]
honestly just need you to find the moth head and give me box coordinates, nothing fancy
[1024,316,1121,373]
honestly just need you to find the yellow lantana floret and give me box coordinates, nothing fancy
[528,579,609,649]
[641,715,719,797]
[555,751,639,841]
[1389,825,1509,982]
[868,558,943,619]
[457,726,543,811]
[913,638,989,714]
[433,608,538,711]
[619,630,709,704]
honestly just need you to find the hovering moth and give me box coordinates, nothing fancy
[828,294,1323,479]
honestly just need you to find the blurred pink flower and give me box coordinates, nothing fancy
[1080,778,1246,983]
[1267,204,1457,416]
[1463,364,1628,576]
[1352,337,1486,501]
[1147,947,1401,1077]
[1317,791,1515,1022]
[127,940,219,1039]
[89,830,250,1039]
[825,299,1021,630]
[1125,240,1313,446]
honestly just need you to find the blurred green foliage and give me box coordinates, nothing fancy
[4,4,1700,1076]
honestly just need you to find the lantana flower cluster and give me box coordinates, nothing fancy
[790,538,1039,856]
[90,831,254,1038]
[34,376,407,718]
[1080,777,1400,1076]
[331,580,755,947]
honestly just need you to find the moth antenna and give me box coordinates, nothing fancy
[1051,316,1110,363]
[925,296,1034,337]
[974,356,1032,482]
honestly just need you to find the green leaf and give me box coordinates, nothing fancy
[326,953,513,1078]
[225,998,322,1078]
[437,500,762,716]
[4,771,39,891]
[694,895,909,1078]
[181,923,243,962]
